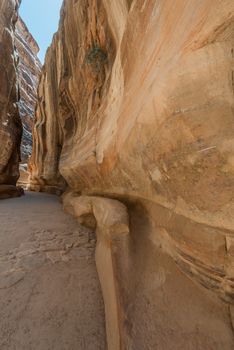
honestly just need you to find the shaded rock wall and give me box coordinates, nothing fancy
[30,0,234,348]
[0,0,22,186]
[64,193,234,350]
[15,17,41,162]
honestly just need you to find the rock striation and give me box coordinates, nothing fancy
[0,0,22,189]
[30,0,234,348]
[15,16,41,162]
[0,2,40,197]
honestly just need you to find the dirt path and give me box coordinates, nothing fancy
[0,192,106,350]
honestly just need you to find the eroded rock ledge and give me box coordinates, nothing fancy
[30,0,234,348]
[63,193,130,350]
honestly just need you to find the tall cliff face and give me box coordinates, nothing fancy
[30,0,116,193]
[0,0,22,188]
[30,0,234,348]
[15,17,41,162]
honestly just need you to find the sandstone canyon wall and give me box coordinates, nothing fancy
[0,2,40,198]
[15,16,41,163]
[0,0,22,192]
[30,0,234,348]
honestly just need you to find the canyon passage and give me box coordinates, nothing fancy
[0,192,106,350]
[0,0,234,349]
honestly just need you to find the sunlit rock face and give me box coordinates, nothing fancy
[30,0,234,347]
[15,17,41,162]
[0,0,22,186]
[30,0,116,194]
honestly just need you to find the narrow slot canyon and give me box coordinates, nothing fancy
[0,0,234,349]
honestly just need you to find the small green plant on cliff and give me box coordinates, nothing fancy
[85,46,108,73]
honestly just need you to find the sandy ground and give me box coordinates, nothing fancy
[0,192,106,350]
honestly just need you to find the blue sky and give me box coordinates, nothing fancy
[20,0,64,63]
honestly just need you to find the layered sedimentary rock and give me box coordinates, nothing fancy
[30,0,234,348]
[15,17,41,162]
[0,0,22,188]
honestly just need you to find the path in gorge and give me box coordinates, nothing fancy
[0,192,106,350]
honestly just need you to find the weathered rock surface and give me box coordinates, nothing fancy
[0,184,24,200]
[0,2,40,195]
[0,0,22,186]
[30,0,234,348]
[15,16,41,162]
[64,193,234,350]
